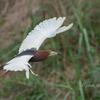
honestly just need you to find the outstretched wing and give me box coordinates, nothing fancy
[3,49,36,79]
[19,17,73,53]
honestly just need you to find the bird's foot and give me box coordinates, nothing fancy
[34,74,38,76]
[2,70,10,75]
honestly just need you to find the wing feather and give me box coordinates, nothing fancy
[3,49,36,79]
[55,23,73,34]
[3,55,32,71]
[19,17,73,53]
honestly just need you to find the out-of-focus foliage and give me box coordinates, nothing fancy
[0,0,100,100]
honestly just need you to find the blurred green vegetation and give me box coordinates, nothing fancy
[0,0,100,100]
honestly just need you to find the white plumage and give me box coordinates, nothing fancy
[3,17,73,79]
[19,17,73,53]
[4,55,33,79]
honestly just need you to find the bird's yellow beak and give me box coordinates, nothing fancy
[52,52,58,55]
[50,51,63,57]
[50,51,58,55]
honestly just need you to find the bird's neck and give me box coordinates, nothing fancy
[29,50,50,62]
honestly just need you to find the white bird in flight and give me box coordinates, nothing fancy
[3,17,73,79]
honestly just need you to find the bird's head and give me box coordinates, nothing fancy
[49,51,63,57]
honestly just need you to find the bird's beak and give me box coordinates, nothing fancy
[50,51,63,57]
[57,53,63,58]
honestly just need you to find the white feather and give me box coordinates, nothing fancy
[3,55,33,79]
[19,17,73,53]
[55,23,73,34]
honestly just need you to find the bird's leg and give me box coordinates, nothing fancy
[29,67,38,76]
[27,64,38,76]
[2,70,10,75]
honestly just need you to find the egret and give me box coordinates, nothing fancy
[3,17,73,79]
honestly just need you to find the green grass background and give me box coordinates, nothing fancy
[0,0,100,100]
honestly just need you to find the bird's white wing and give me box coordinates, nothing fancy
[3,49,36,79]
[3,55,32,79]
[19,17,73,53]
